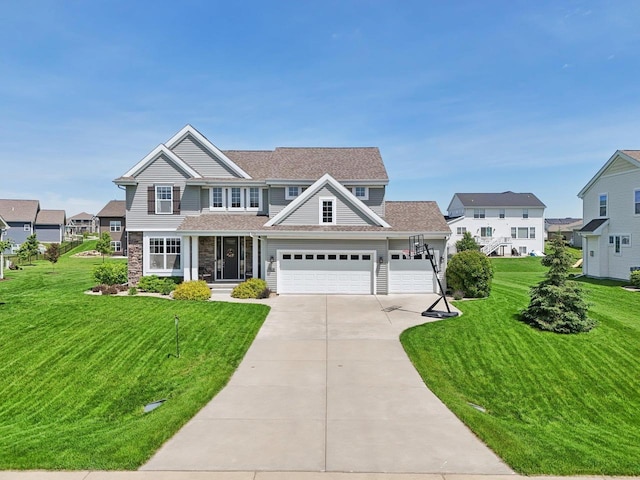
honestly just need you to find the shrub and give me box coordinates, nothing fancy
[93,263,128,286]
[128,287,138,296]
[446,250,493,298]
[137,275,177,294]
[455,231,480,252]
[231,278,269,299]
[452,289,464,301]
[172,280,211,301]
[630,270,640,288]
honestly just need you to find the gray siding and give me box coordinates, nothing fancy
[279,185,377,226]
[269,187,287,217]
[345,186,385,216]
[126,154,200,231]
[171,135,240,178]
[264,238,388,294]
[6,222,32,245]
[35,225,62,243]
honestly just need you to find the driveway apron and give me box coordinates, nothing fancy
[142,295,512,474]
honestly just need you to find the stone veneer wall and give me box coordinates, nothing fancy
[199,237,215,278]
[128,232,143,285]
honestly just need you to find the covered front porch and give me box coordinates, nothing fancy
[182,235,261,283]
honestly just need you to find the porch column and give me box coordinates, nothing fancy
[252,236,258,279]
[191,236,199,281]
[183,236,192,281]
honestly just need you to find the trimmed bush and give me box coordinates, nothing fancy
[631,270,640,288]
[172,280,211,301]
[231,278,269,299]
[137,275,177,294]
[93,263,128,286]
[446,250,494,298]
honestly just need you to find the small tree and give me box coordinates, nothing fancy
[0,238,11,280]
[521,235,595,333]
[446,250,493,298]
[44,243,60,272]
[456,231,480,252]
[95,232,113,262]
[18,234,39,265]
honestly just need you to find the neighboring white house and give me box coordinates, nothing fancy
[446,192,546,256]
[577,150,640,281]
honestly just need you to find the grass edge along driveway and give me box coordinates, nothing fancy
[401,257,640,475]
[0,243,269,470]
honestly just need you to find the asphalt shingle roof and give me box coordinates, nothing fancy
[97,200,126,218]
[455,192,546,208]
[0,199,40,222]
[621,150,640,161]
[579,218,608,232]
[69,212,94,221]
[35,209,66,225]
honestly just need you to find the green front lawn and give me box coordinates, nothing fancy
[401,257,640,475]
[0,243,269,469]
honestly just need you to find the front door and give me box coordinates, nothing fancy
[223,237,239,279]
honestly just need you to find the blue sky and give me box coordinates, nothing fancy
[2,0,640,218]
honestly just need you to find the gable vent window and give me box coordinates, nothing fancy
[320,197,336,225]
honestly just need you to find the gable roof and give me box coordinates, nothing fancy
[97,200,126,218]
[69,212,94,221]
[165,125,251,179]
[265,173,390,228]
[0,199,40,223]
[578,150,640,198]
[450,192,546,209]
[117,144,203,182]
[384,201,450,233]
[0,215,8,230]
[36,209,66,225]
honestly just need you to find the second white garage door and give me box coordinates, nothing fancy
[278,251,374,294]
[388,252,436,294]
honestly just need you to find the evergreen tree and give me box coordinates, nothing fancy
[95,232,113,263]
[455,231,480,252]
[521,235,595,333]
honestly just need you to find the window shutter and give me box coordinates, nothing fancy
[173,186,181,214]
[147,186,155,214]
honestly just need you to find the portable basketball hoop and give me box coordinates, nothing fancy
[408,235,458,319]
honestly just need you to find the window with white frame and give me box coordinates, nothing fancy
[110,220,121,232]
[511,227,517,239]
[230,187,243,209]
[599,194,608,217]
[456,227,467,235]
[248,187,261,209]
[352,186,369,200]
[155,186,173,214]
[149,237,181,270]
[473,209,485,219]
[522,208,529,219]
[480,227,492,237]
[635,189,640,215]
[519,246,527,255]
[285,186,300,200]
[320,197,336,224]
[499,209,505,219]
[529,227,536,238]
[211,187,224,209]
[110,241,122,252]
[517,227,529,239]
[512,227,535,239]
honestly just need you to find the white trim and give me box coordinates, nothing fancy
[143,233,183,276]
[598,192,608,217]
[267,179,388,186]
[228,186,245,211]
[578,150,640,198]
[109,220,122,232]
[352,186,369,201]
[122,144,202,179]
[265,173,391,228]
[247,187,262,211]
[155,185,173,215]
[319,196,337,225]
[209,187,226,211]
[165,125,251,179]
[285,186,301,200]
[183,236,192,281]
[191,236,199,281]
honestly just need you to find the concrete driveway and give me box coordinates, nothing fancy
[142,295,512,474]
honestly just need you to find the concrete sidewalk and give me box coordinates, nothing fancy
[141,295,511,474]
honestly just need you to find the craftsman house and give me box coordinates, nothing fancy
[114,125,451,294]
[445,192,546,256]
[578,150,640,280]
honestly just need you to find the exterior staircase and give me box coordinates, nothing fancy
[481,237,512,256]
[208,282,239,296]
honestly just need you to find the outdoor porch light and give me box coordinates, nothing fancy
[378,256,383,264]
[270,256,274,263]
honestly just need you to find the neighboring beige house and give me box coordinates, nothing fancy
[96,200,126,255]
[545,218,583,246]
[67,212,97,236]
[578,150,640,280]
[114,125,451,294]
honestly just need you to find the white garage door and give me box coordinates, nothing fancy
[388,252,436,294]
[278,251,374,294]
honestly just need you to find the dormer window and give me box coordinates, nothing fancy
[353,186,369,200]
[230,187,243,209]
[320,197,336,225]
[286,186,300,200]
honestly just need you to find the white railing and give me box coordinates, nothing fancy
[481,237,512,255]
